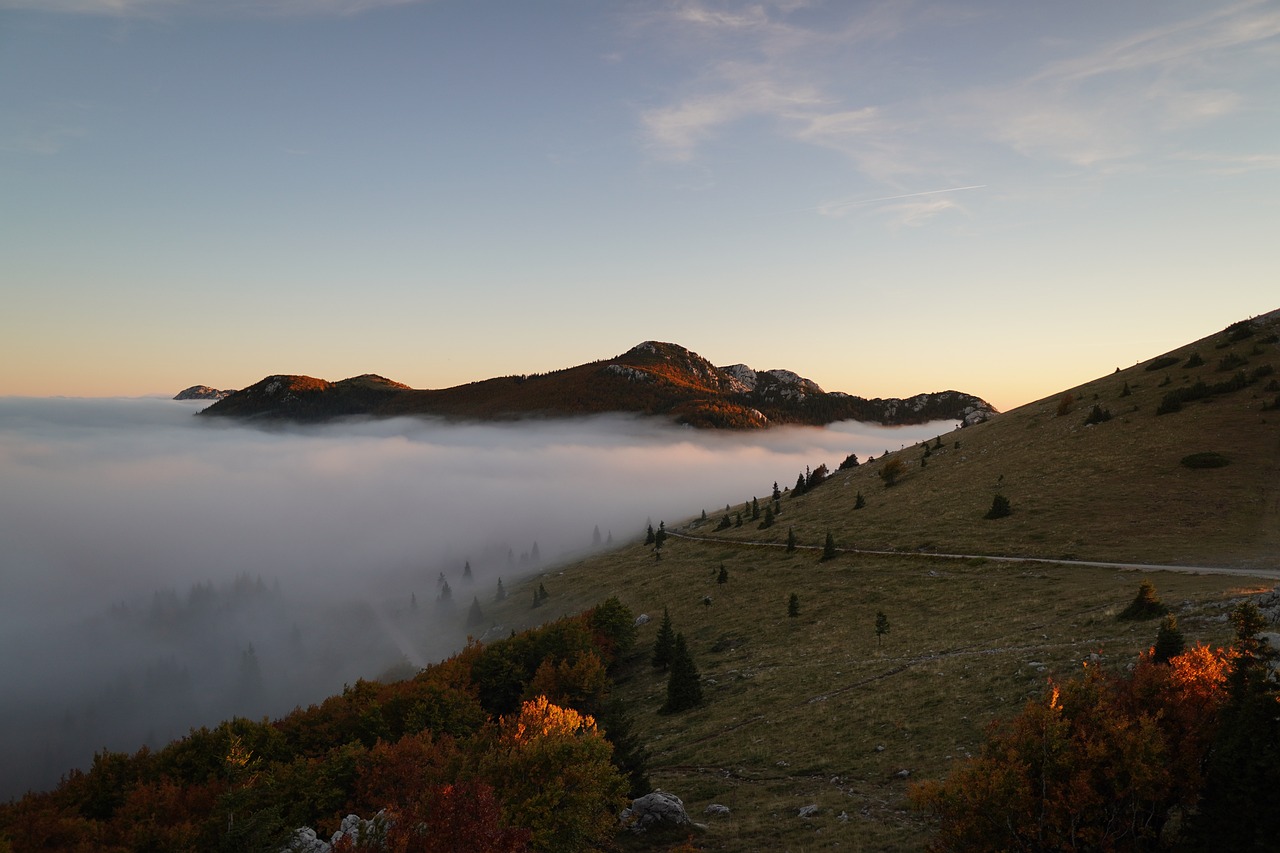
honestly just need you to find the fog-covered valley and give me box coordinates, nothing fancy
[0,397,954,799]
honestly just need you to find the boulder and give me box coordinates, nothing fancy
[704,803,731,817]
[621,791,693,834]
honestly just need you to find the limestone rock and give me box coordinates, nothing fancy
[621,791,693,834]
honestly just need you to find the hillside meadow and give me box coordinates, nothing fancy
[477,311,1278,850]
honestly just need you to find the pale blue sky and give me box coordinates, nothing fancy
[2,0,1277,410]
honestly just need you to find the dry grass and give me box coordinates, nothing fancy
[476,312,1280,851]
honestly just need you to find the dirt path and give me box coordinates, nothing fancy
[666,531,1280,581]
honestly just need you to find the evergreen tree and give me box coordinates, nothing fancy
[437,580,453,607]
[530,542,540,563]
[772,481,782,501]
[794,473,807,495]
[854,491,866,510]
[463,560,473,582]
[717,565,728,585]
[410,591,418,612]
[662,633,702,713]
[985,493,1012,519]
[751,497,760,521]
[786,527,797,553]
[734,512,742,528]
[645,524,655,545]
[592,525,602,547]
[758,505,774,529]
[821,531,837,561]
[597,698,652,798]
[494,577,506,602]
[652,608,675,670]
[538,582,549,603]
[1152,614,1184,664]
[1191,602,1280,847]
[1118,580,1167,620]
[788,593,799,618]
[466,596,485,628]
[716,514,732,531]
[876,611,890,646]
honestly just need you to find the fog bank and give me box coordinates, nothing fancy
[0,397,953,798]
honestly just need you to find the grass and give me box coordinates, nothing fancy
[467,312,1280,850]
[489,538,1256,850]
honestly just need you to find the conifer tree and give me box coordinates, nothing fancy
[1152,614,1184,664]
[821,531,837,561]
[467,596,485,628]
[854,491,866,510]
[751,497,760,521]
[437,580,452,606]
[463,560,473,582]
[788,593,799,618]
[717,565,728,585]
[662,633,702,713]
[651,608,675,670]
[494,577,506,602]
[645,524,655,545]
[772,481,782,501]
[985,494,1012,519]
[592,525,602,547]
[734,512,742,528]
[758,505,774,529]
[786,527,797,553]
[1118,580,1167,620]
[876,611,890,646]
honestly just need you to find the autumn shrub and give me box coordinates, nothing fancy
[911,647,1230,852]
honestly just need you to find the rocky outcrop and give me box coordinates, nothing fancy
[174,385,233,401]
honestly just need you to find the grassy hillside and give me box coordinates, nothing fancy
[476,311,1279,850]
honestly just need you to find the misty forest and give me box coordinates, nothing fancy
[3,312,1280,852]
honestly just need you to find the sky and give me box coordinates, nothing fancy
[2,0,1277,411]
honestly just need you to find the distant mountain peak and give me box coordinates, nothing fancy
[200,343,997,429]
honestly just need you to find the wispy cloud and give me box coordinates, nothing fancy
[0,0,421,16]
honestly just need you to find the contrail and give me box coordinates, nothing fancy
[802,184,987,215]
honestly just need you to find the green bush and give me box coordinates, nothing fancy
[984,494,1011,520]
[1144,356,1180,371]
[1181,452,1230,469]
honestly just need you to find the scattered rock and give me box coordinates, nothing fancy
[894,769,911,779]
[837,811,850,822]
[798,804,820,818]
[634,613,651,626]
[621,791,693,834]
[875,744,886,752]
[704,804,731,817]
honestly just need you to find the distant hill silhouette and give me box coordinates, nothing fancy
[197,341,996,428]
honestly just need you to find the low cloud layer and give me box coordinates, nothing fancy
[0,397,952,797]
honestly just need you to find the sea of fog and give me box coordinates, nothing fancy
[0,396,956,798]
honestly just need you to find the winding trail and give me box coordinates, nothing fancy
[666,531,1280,581]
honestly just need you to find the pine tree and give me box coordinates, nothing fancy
[717,565,728,585]
[758,505,774,529]
[1118,580,1167,620]
[985,494,1011,519]
[494,577,506,602]
[662,633,702,713]
[437,580,452,607]
[652,608,675,670]
[1152,614,1184,664]
[854,491,866,510]
[772,481,782,501]
[751,498,760,521]
[734,513,742,528]
[530,542,540,563]
[788,593,799,618]
[466,596,485,628]
[876,611,890,646]
[786,527,797,553]
[821,531,837,561]
[645,524,655,545]
[592,525,602,547]
[463,560,473,582]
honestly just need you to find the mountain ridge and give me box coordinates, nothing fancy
[197,341,997,429]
